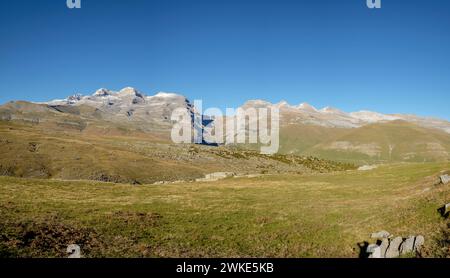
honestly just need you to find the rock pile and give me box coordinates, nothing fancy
[366,231,424,258]
[196,172,236,182]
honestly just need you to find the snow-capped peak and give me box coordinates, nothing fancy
[93,88,112,97]
[321,106,345,114]
[119,87,138,94]
[117,87,145,99]
[153,92,182,98]
[350,111,401,123]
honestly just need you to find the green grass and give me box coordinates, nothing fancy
[278,122,450,164]
[0,162,448,258]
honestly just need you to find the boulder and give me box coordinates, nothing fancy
[413,235,425,252]
[371,230,391,239]
[440,175,450,185]
[367,244,382,259]
[364,233,425,258]
[385,237,403,258]
[379,238,389,258]
[67,244,81,258]
[400,236,415,255]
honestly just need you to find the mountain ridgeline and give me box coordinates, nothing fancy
[0,87,449,183]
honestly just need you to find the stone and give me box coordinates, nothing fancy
[67,244,81,258]
[358,165,378,171]
[379,238,389,258]
[367,244,382,259]
[371,230,391,239]
[413,235,425,252]
[385,237,403,258]
[196,172,236,182]
[400,236,415,255]
[440,175,450,185]
[366,244,378,253]
[438,203,450,218]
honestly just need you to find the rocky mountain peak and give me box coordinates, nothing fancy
[241,100,273,109]
[93,88,113,97]
[118,87,144,98]
[297,102,318,112]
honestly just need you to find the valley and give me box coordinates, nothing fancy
[0,88,449,258]
[0,163,448,258]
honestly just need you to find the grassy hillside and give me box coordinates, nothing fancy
[279,124,351,154]
[0,121,353,184]
[279,121,450,164]
[0,163,448,258]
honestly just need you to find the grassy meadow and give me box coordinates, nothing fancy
[0,162,448,258]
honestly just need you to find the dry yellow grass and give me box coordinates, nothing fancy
[0,163,448,258]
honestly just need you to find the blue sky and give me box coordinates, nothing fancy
[0,0,449,119]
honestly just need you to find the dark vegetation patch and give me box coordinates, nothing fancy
[89,172,123,183]
[0,208,162,258]
[0,216,103,258]
[211,148,355,172]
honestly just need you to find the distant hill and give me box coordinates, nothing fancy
[279,121,450,163]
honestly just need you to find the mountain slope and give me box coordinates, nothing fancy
[302,121,450,163]
[241,99,450,133]
[0,120,354,183]
[1,87,450,164]
[240,99,450,163]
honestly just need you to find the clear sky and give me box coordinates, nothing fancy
[0,0,449,120]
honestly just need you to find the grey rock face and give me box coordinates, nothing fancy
[385,237,403,258]
[440,175,450,185]
[413,235,425,252]
[380,238,389,257]
[43,88,197,133]
[367,244,382,258]
[400,236,415,255]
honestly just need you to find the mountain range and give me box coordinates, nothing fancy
[1,87,450,165]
